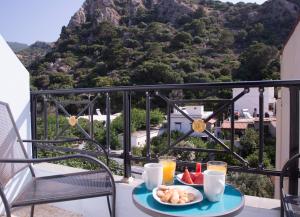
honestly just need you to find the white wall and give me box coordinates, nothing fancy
[276,21,300,198]
[0,35,32,150]
[233,87,276,116]
[0,35,32,213]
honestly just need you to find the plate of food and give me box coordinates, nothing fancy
[176,163,204,186]
[153,185,203,206]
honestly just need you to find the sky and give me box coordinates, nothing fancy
[0,0,85,45]
[0,0,267,45]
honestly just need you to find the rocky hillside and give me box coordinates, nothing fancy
[8,42,28,52]
[17,41,54,67]
[28,0,300,90]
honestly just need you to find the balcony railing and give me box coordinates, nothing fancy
[30,80,300,195]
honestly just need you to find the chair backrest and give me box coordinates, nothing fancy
[0,101,32,187]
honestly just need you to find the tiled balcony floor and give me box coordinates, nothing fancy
[2,204,82,217]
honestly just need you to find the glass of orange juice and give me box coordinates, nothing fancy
[158,156,176,185]
[207,161,227,174]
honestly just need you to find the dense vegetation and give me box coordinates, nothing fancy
[28,0,300,91]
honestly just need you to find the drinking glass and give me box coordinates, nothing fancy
[158,156,176,185]
[207,161,227,174]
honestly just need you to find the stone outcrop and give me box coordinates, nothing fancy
[68,0,199,27]
[68,0,121,27]
[155,0,198,23]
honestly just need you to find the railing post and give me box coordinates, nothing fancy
[106,93,111,154]
[288,87,299,194]
[42,95,48,140]
[230,102,235,151]
[167,102,171,147]
[122,91,132,182]
[258,87,264,169]
[88,95,94,139]
[146,92,151,160]
[30,94,37,158]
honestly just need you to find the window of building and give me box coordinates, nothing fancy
[175,122,182,131]
[268,103,274,111]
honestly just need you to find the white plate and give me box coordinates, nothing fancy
[152,185,203,206]
[176,173,203,187]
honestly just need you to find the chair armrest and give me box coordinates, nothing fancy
[0,154,115,186]
[22,139,109,162]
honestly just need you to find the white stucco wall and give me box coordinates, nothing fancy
[0,35,32,213]
[0,34,32,150]
[233,87,276,116]
[276,21,300,198]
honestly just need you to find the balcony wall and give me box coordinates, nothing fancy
[33,163,280,217]
[0,35,32,214]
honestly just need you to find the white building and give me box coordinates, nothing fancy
[233,87,276,117]
[118,129,164,148]
[276,18,300,198]
[79,108,121,124]
[170,105,215,137]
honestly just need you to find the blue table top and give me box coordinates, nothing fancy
[132,181,244,217]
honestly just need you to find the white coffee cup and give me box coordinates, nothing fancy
[142,163,163,191]
[203,170,225,202]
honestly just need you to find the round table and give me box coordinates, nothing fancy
[132,183,244,217]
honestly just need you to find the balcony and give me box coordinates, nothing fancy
[3,75,300,217]
[12,80,297,217]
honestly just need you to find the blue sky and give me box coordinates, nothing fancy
[0,0,267,45]
[0,0,85,44]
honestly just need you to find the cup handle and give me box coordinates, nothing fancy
[217,179,225,194]
[142,171,147,182]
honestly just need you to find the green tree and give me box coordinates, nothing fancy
[218,29,235,48]
[239,128,259,157]
[171,32,193,49]
[49,72,74,89]
[227,173,274,198]
[133,61,183,84]
[234,42,279,80]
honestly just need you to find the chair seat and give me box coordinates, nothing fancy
[284,194,300,217]
[12,170,113,207]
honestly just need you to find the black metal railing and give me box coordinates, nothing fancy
[30,80,300,194]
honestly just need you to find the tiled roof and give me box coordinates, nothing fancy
[221,122,249,130]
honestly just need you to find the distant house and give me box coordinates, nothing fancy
[221,118,254,138]
[233,87,276,117]
[79,108,121,124]
[220,117,276,138]
[118,129,164,148]
[170,105,216,138]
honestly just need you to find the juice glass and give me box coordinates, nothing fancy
[158,156,176,185]
[207,161,227,174]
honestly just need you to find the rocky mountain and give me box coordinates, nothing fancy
[28,0,300,90]
[17,41,54,67]
[68,0,199,27]
[8,42,28,52]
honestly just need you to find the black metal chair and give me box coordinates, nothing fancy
[280,153,300,217]
[0,101,116,217]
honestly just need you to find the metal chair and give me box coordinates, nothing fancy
[0,101,116,217]
[280,153,300,217]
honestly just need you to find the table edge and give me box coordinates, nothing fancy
[132,184,245,217]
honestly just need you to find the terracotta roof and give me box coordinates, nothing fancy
[208,118,217,124]
[221,122,249,130]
